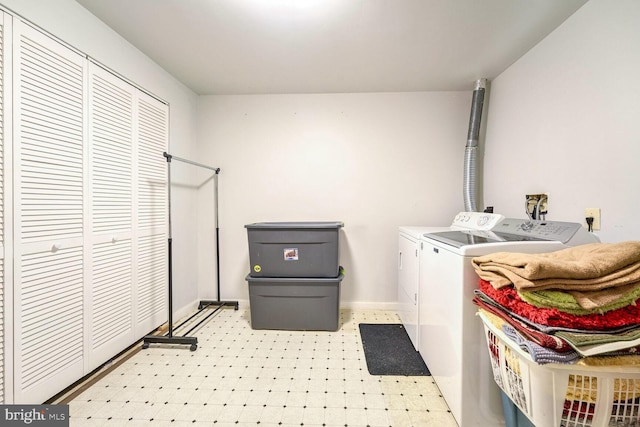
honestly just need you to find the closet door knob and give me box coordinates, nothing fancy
[111,237,118,243]
[51,243,62,252]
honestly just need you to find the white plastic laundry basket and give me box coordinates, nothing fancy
[479,312,640,427]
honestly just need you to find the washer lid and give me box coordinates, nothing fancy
[423,229,549,249]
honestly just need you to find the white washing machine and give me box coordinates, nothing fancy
[418,213,599,427]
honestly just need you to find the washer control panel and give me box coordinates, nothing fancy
[492,218,581,243]
[445,212,598,246]
[451,212,505,231]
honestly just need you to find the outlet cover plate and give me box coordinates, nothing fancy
[585,208,601,230]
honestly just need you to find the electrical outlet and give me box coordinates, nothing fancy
[585,208,601,230]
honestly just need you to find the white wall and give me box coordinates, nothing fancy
[196,92,471,307]
[2,0,201,314]
[13,0,631,313]
[483,0,640,243]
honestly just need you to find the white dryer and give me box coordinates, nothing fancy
[418,214,599,427]
[397,226,447,350]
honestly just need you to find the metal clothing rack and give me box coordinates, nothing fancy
[142,152,238,352]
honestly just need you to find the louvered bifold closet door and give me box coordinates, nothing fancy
[134,93,168,337]
[13,20,86,403]
[87,63,134,371]
[0,11,9,405]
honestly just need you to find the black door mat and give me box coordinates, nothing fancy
[359,323,431,376]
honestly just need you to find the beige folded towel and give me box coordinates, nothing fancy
[472,241,640,291]
[568,281,640,310]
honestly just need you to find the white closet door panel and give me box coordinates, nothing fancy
[88,238,133,370]
[137,95,167,233]
[0,262,4,404]
[15,21,84,245]
[13,20,85,404]
[134,93,167,336]
[134,232,166,336]
[0,11,7,405]
[87,64,135,370]
[16,245,83,403]
[0,27,2,239]
[90,65,133,235]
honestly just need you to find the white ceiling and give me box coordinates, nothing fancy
[75,0,588,95]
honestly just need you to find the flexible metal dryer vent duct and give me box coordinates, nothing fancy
[463,78,487,212]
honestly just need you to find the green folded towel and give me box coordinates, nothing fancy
[518,282,640,315]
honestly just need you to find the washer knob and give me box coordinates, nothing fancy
[521,221,534,231]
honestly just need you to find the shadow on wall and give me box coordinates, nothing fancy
[339,228,354,304]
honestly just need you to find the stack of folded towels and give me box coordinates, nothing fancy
[472,241,640,365]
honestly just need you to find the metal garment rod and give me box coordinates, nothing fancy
[163,151,220,238]
[163,151,227,299]
[143,152,238,353]
[164,152,220,173]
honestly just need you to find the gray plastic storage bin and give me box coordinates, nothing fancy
[501,392,535,427]
[245,221,343,278]
[246,273,344,331]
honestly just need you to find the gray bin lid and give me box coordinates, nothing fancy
[245,221,344,229]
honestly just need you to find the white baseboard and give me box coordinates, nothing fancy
[185,299,400,316]
[235,299,399,312]
[173,300,204,322]
[339,301,399,311]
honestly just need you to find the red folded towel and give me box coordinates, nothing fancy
[478,279,640,330]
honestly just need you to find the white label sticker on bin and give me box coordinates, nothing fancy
[284,248,299,261]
